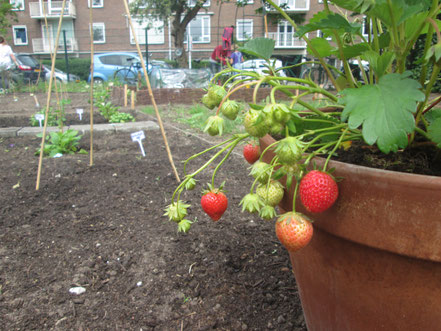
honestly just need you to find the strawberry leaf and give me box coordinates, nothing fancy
[340,72,425,153]
[239,37,275,61]
[428,117,441,148]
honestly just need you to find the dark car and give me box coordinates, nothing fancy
[10,54,45,84]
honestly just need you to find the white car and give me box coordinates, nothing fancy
[237,59,287,79]
[44,67,80,83]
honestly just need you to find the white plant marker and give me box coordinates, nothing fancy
[131,130,146,157]
[35,113,44,127]
[76,108,84,121]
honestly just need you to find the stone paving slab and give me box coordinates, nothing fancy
[17,126,61,136]
[111,121,159,132]
[0,121,159,138]
[0,127,21,137]
[69,123,115,134]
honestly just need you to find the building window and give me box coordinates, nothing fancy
[188,0,211,7]
[130,17,165,45]
[237,0,253,4]
[236,19,253,41]
[279,0,309,10]
[128,0,147,8]
[10,0,24,11]
[317,30,332,41]
[186,15,210,43]
[92,23,105,43]
[12,26,27,45]
[88,0,103,7]
[362,16,372,38]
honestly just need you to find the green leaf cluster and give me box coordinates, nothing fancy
[36,129,86,157]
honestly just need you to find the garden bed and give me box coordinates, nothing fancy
[0,93,306,330]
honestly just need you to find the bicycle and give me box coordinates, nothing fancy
[113,58,142,85]
[300,57,329,87]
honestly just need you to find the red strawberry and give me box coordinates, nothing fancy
[275,212,313,252]
[201,187,228,221]
[243,143,260,164]
[299,170,338,213]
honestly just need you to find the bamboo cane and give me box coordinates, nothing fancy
[36,0,67,190]
[124,84,128,107]
[89,3,95,166]
[122,0,180,182]
[131,90,135,110]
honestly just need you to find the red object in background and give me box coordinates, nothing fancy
[211,45,228,65]
[222,26,234,57]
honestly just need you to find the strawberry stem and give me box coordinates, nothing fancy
[292,180,300,212]
[323,128,349,171]
[211,134,248,187]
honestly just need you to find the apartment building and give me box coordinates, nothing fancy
[6,0,325,63]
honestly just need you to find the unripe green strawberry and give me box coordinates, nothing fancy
[276,212,313,252]
[269,122,285,136]
[201,93,216,109]
[259,205,277,220]
[273,104,291,123]
[263,103,291,124]
[178,219,193,233]
[164,200,191,223]
[299,170,339,213]
[207,85,227,106]
[256,180,284,207]
[221,100,240,120]
[244,109,269,138]
[184,177,197,190]
[250,161,272,184]
[240,193,265,213]
[275,137,303,165]
[204,115,224,136]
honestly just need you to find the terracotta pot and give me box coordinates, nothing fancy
[260,134,441,331]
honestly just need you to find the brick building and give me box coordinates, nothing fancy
[6,0,326,64]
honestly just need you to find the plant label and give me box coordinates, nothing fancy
[131,131,146,157]
[35,113,44,127]
[76,108,84,121]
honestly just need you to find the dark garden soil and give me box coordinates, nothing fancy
[0,93,306,330]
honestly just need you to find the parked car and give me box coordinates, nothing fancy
[88,52,153,83]
[10,53,45,84]
[238,59,287,78]
[44,67,80,83]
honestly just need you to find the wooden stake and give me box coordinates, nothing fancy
[33,94,40,108]
[131,90,135,109]
[124,84,128,107]
[123,0,180,182]
[89,3,95,167]
[36,0,67,191]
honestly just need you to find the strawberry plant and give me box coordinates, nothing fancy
[36,129,87,157]
[166,0,441,254]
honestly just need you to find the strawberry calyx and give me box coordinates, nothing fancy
[259,205,278,220]
[240,193,265,213]
[164,200,191,223]
[204,115,225,136]
[177,219,194,233]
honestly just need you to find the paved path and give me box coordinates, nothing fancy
[0,121,159,137]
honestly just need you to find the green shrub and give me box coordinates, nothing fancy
[42,58,91,81]
[109,112,135,123]
[36,129,86,157]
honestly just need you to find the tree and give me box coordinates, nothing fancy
[129,0,209,68]
[0,2,17,37]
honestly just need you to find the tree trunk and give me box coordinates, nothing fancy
[173,20,188,68]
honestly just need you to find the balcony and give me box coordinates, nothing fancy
[32,38,78,54]
[29,1,76,19]
[266,0,309,12]
[267,32,306,48]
